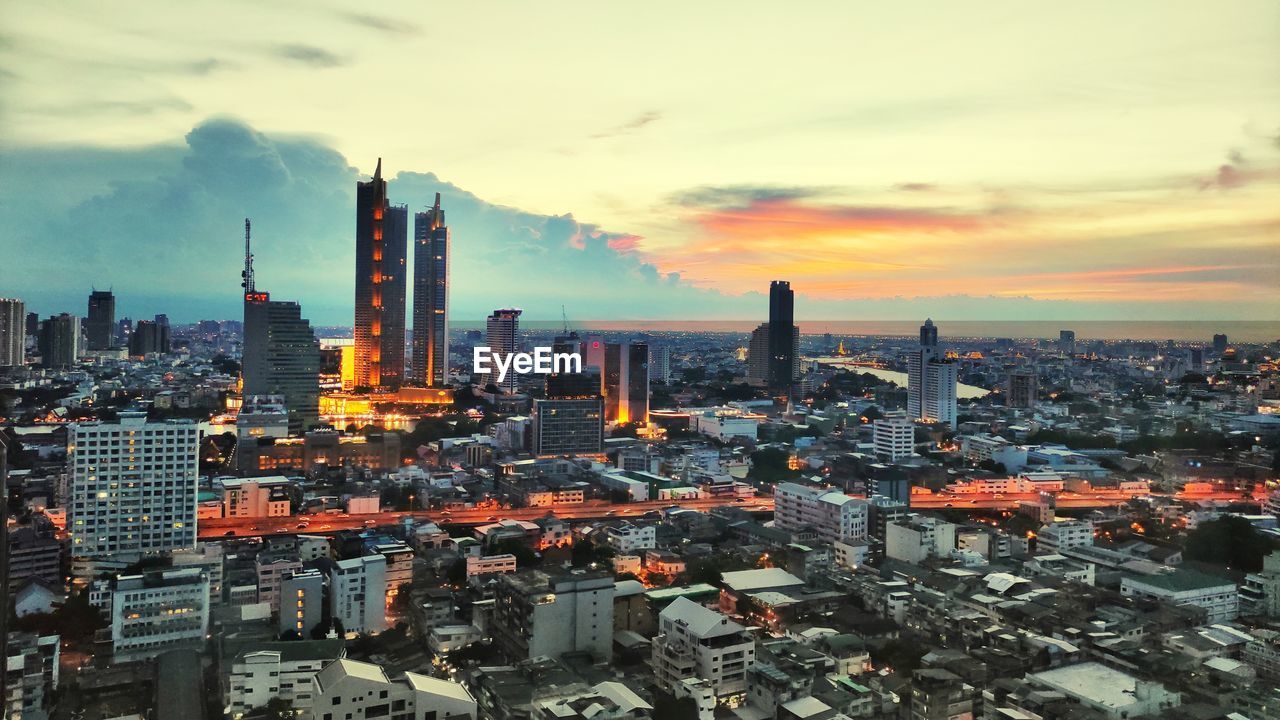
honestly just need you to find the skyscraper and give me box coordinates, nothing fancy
[767,280,797,393]
[484,308,522,393]
[1058,329,1076,355]
[354,159,409,390]
[411,193,449,387]
[603,342,648,425]
[0,298,24,367]
[86,290,115,350]
[68,413,200,561]
[128,319,169,356]
[241,219,321,434]
[1007,369,1038,409]
[116,317,132,346]
[907,319,957,428]
[37,314,79,368]
[649,343,671,384]
[1213,334,1229,354]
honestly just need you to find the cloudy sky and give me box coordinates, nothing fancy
[2,0,1277,324]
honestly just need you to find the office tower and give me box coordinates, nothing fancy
[907,319,957,428]
[153,313,169,328]
[545,331,598,397]
[68,413,200,560]
[0,298,24,366]
[483,308,522,392]
[85,290,115,350]
[241,218,321,434]
[767,280,797,392]
[873,410,915,461]
[492,569,615,662]
[25,312,39,338]
[127,319,169,356]
[37,314,80,368]
[116,317,132,346]
[1058,329,1076,355]
[329,554,387,635]
[649,343,671,383]
[532,397,604,456]
[582,334,606,372]
[774,482,869,544]
[603,342,648,424]
[412,193,450,387]
[1213,334,1229,354]
[354,158,409,390]
[1007,369,1038,409]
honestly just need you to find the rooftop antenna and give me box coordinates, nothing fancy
[241,218,255,295]
[561,305,570,335]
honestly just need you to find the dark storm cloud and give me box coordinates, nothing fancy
[0,118,751,323]
[338,12,423,36]
[271,44,347,68]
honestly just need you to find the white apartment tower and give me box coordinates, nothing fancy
[330,554,387,635]
[68,413,200,561]
[873,411,915,461]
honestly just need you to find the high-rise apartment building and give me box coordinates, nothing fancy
[128,319,169,356]
[354,159,408,390]
[907,319,957,428]
[603,342,648,425]
[649,343,671,384]
[68,413,199,560]
[241,220,321,433]
[1007,369,1038,409]
[0,297,24,366]
[86,290,115,350]
[37,314,80,368]
[412,193,450,387]
[1213,333,1229,354]
[484,308,522,393]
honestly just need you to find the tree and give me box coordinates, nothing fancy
[748,447,799,485]
[1184,516,1277,572]
[651,692,701,720]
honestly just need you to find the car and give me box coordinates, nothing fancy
[296,522,309,529]
[251,525,264,532]
[223,530,236,537]
[318,524,331,530]
[363,519,377,527]
[606,510,617,516]
[486,516,498,522]
[944,503,954,508]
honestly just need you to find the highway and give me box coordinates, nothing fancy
[197,486,1261,540]
[197,496,776,539]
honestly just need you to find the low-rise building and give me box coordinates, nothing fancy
[312,658,477,720]
[1121,569,1239,624]
[225,639,344,718]
[652,597,756,700]
[109,567,210,663]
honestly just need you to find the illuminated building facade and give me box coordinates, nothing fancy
[237,429,402,473]
[1007,369,1038,409]
[412,193,449,387]
[354,159,409,390]
[604,342,649,425]
[86,289,115,350]
[532,397,604,457]
[484,308,522,392]
[68,413,199,561]
[242,218,321,433]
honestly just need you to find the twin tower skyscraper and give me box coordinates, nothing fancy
[354,158,450,390]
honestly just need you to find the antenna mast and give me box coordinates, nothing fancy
[561,305,569,335]
[242,218,255,295]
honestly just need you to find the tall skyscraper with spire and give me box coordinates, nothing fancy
[907,318,957,428]
[241,218,320,433]
[412,193,449,387]
[354,159,409,390]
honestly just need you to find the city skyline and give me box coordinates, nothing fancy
[2,2,1278,325]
